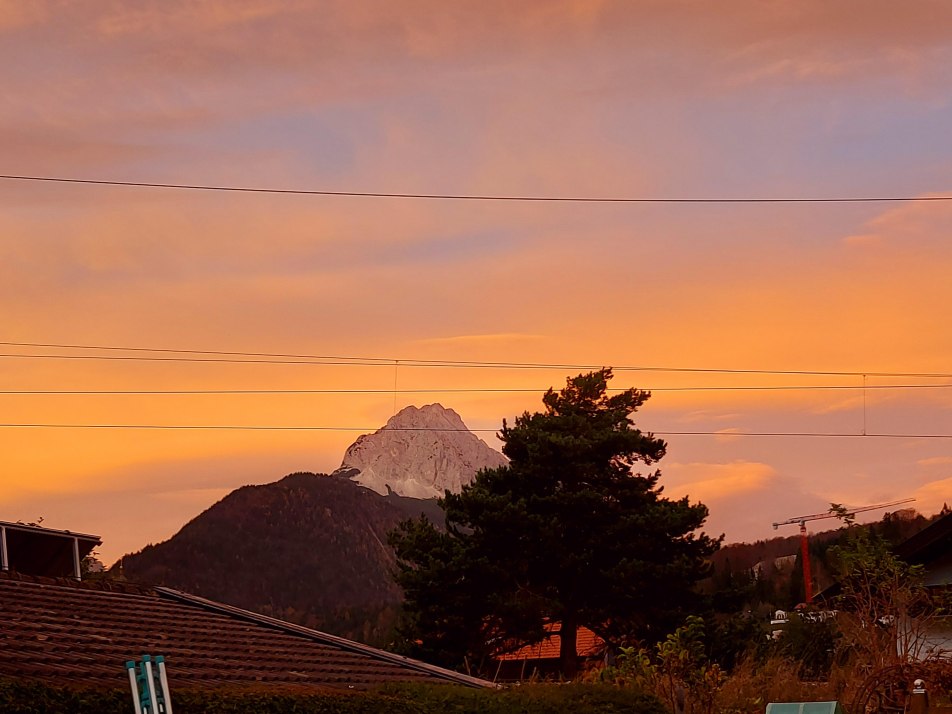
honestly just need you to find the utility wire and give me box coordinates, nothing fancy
[1,383,951,395]
[1,341,951,379]
[0,352,395,367]
[0,423,951,439]
[2,174,951,204]
[0,341,394,364]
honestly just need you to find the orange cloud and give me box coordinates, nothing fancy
[0,3,47,31]
[713,429,744,443]
[913,476,952,514]
[918,456,952,467]
[664,460,776,501]
[415,333,547,347]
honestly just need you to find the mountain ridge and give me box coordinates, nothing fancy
[120,472,443,645]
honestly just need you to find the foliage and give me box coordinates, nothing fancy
[0,678,128,714]
[827,524,948,667]
[772,612,840,680]
[79,549,105,579]
[586,510,952,713]
[598,616,726,714]
[390,369,719,678]
[0,679,666,714]
[711,655,839,714]
[384,682,668,713]
[706,612,769,672]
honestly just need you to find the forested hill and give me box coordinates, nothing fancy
[708,508,941,609]
[711,508,934,574]
[119,472,443,646]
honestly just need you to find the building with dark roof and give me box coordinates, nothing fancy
[0,521,492,692]
[894,510,952,660]
[894,509,952,588]
[0,520,100,581]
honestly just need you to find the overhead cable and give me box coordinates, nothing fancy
[1,383,951,395]
[1,341,951,379]
[0,423,951,439]
[1,174,950,204]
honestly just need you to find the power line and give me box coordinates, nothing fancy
[1,383,951,395]
[0,341,394,364]
[661,431,952,439]
[2,341,951,379]
[2,174,951,204]
[0,352,392,367]
[0,423,951,439]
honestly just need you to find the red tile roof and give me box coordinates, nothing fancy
[0,572,491,692]
[495,623,605,661]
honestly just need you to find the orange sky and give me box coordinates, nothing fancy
[2,1,952,562]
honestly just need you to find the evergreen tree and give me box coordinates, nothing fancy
[390,369,720,678]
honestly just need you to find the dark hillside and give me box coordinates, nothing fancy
[120,472,442,646]
[707,508,936,610]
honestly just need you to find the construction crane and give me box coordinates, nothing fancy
[772,498,915,604]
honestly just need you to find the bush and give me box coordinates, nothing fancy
[714,656,838,714]
[595,615,726,714]
[383,682,667,713]
[0,679,665,714]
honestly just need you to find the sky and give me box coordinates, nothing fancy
[2,0,952,564]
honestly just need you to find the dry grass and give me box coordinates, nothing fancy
[714,656,840,714]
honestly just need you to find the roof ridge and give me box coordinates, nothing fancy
[154,586,496,689]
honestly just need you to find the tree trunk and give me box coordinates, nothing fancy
[559,615,579,680]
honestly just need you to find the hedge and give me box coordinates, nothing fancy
[0,678,667,714]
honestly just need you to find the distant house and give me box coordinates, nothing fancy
[0,520,492,692]
[492,622,606,681]
[893,510,952,660]
[815,511,952,661]
[752,554,798,580]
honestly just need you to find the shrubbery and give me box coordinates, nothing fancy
[0,679,666,714]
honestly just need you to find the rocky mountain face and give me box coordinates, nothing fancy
[335,403,508,499]
[120,472,443,646]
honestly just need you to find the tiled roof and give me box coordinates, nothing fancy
[495,623,605,661]
[0,572,491,692]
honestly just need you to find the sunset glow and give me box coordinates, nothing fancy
[3,1,952,562]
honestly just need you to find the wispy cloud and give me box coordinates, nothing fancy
[913,476,952,513]
[664,460,776,501]
[714,428,744,443]
[415,333,547,347]
[918,456,952,467]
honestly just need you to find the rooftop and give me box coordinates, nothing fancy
[495,623,605,662]
[0,571,491,692]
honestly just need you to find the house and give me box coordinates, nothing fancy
[815,511,952,661]
[492,622,606,681]
[0,520,492,692]
[893,510,952,660]
[0,520,100,580]
[894,510,952,589]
